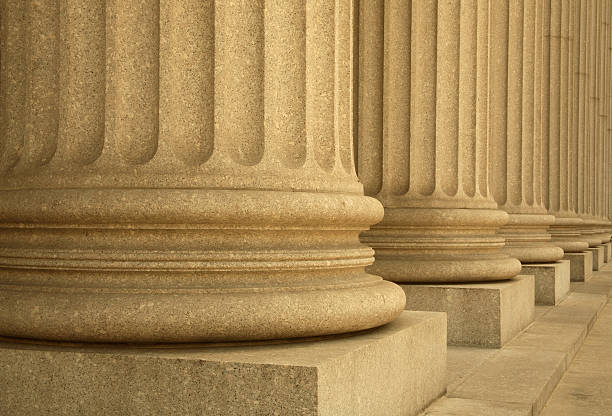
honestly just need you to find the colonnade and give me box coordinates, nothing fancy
[1,1,611,414]
[357,0,612,286]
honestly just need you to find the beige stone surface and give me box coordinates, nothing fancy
[429,291,607,416]
[449,346,566,415]
[446,346,497,393]
[401,275,534,348]
[537,292,606,332]
[506,320,587,368]
[420,397,531,416]
[571,270,612,296]
[563,251,594,281]
[521,260,570,305]
[0,311,447,416]
[542,301,612,415]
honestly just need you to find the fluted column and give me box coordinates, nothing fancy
[575,0,600,246]
[579,0,608,244]
[546,0,591,253]
[596,0,612,237]
[489,0,564,263]
[357,0,521,283]
[0,1,405,343]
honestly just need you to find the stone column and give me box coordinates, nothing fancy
[357,0,521,284]
[576,0,601,246]
[547,0,590,256]
[596,0,612,241]
[580,0,604,243]
[0,1,405,344]
[489,0,564,265]
[357,1,532,348]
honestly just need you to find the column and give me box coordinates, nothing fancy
[580,0,603,244]
[596,0,612,240]
[357,1,534,348]
[575,0,600,246]
[357,0,521,284]
[0,1,406,344]
[547,0,589,253]
[489,0,564,264]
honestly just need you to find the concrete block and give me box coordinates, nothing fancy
[563,251,593,281]
[604,242,611,263]
[521,260,570,305]
[0,312,447,416]
[587,246,605,271]
[401,275,535,348]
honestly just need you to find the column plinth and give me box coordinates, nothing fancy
[0,2,405,343]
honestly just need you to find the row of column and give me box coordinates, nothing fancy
[1,1,611,345]
[356,0,612,285]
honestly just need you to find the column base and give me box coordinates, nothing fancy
[521,261,570,305]
[0,312,446,416]
[563,251,594,282]
[587,246,605,271]
[401,275,535,348]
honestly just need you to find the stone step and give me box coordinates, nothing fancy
[420,290,607,416]
[540,300,612,415]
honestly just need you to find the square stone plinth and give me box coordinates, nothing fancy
[401,275,535,348]
[0,312,447,416]
[604,242,611,263]
[587,246,605,271]
[563,251,593,282]
[521,261,570,305]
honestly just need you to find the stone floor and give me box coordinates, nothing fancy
[421,263,612,416]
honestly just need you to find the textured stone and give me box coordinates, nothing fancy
[446,346,497,393]
[563,251,594,281]
[0,1,406,344]
[401,275,535,347]
[537,292,606,332]
[421,397,531,416]
[541,303,612,415]
[449,347,566,415]
[521,260,570,305]
[0,311,447,416]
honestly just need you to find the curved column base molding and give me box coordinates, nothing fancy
[0,189,406,343]
[498,213,564,263]
[362,207,522,283]
[549,216,592,252]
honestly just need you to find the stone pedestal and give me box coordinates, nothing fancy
[587,246,605,270]
[0,312,446,416]
[401,276,535,348]
[521,260,570,305]
[605,243,612,262]
[563,251,594,281]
